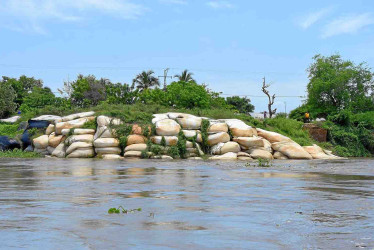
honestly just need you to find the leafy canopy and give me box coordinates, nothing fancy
[307,54,374,116]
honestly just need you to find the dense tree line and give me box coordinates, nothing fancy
[0,70,254,119]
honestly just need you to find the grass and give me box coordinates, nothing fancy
[0,123,20,137]
[0,149,41,158]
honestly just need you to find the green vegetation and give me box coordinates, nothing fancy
[289,54,374,157]
[0,149,41,158]
[0,123,19,137]
[108,206,142,214]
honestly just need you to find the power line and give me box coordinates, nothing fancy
[0,63,307,76]
[220,93,306,98]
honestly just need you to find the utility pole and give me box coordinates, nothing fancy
[158,68,173,90]
[283,101,287,114]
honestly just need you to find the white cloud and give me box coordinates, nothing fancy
[321,13,374,38]
[159,0,187,5]
[0,0,145,34]
[206,1,234,9]
[299,7,333,29]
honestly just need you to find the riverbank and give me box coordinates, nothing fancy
[0,109,341,160]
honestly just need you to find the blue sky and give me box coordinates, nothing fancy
[1,0,374,112]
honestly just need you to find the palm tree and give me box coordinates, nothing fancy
[174,69,194,82]
[133,70,160,91]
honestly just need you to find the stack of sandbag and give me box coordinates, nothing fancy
[47,132,65,155]
[257,128,312,160]
[65,134,94,158]
[223,119,269,160]
[123,133,147,159]
[94,115,122,159]
[55,112,95,135]
[123,124,151,159]
[150,118,180,147]
[206,120,237,160]
[32,135,49,155]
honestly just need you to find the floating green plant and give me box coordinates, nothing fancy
[108,206,142,214]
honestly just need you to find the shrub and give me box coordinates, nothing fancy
[0,123,19,137]
[328,109,352,126]
[352,111,374,129]
[167,146,180,158]
[0,83,17,119]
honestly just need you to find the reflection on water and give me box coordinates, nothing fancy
[0,158,373,249]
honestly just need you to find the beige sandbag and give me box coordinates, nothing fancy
[233,136,264,148]
[93,138,119,148]
[95,147,121,156]
[208,122,228,133]
[48,133,65,148]
[124,143,147,152]
[126,135,147,145]
[66,142,93,155]
[66,134,94,145]
[211,141,241,155]
[45,124,55,135]
[272,141,312,159]
[256,128,293,143]
[61,111,95,122]
[207,132,230,146]
[224,119,254,137]
[61,128,95,135]
[66,148,94,158]
[176,114,202,130]
[248,148,274,159]
[52,142,66,158]
[123,151,142,158]
[33,135,49,149]
[155,119,181,136]
[273,151,288,159]
[55,116,95,134]
[303,144,340,159]
[209,152,237,160]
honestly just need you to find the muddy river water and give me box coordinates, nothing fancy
[0,158,373,249]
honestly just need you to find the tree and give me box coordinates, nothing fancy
[261,77,277,118]
[307,54,374,116]
[0,82,17,118]
[166,81,211,109]
[106,82,138,104]
[68,75,107,107]
[133,70,159,91]
[19,87,57,112]
[1,75,43,106]
[226,96,255,113]
[174,69,194,82]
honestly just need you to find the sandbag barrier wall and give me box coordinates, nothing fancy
[32,111,340,160]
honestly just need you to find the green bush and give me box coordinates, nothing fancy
[328,110,352,126]
[0,123,19,137]
[352,111,374,129]
[167,146,180,158]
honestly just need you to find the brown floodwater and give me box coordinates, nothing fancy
[0,158,373,249]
